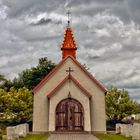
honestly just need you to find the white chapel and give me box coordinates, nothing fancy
[32,22,107,133]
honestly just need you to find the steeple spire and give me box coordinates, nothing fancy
[67,10,71,26]
[61,12,77,59]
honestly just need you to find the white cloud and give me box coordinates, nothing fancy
[95,28,111,37]
[0,2,8,20]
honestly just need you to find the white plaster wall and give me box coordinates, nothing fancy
[33,90,49,132]
[33,60,69,132]
[49,80,91,132]
[33,57,106,132]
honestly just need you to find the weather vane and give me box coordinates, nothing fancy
[67,10,71,26]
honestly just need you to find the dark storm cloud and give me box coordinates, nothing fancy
[0,0,140,102]
[2,0,140,24]
[31,18,52,26]
[2,0,48,17]
[25,35,61,42]
[1,0,67,18]
[127,0,140,23]
[29,17,62,26]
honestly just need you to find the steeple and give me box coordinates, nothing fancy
[61,12,77,59]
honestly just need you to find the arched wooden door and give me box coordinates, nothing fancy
[55,98,84,131]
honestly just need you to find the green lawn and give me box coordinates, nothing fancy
[95,134,132,140]
[20,134,49,140]
[15,133,133,140]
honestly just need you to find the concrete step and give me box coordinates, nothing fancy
[47,134,99,140]
[50,131,89,134]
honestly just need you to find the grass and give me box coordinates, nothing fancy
[95,133,132,140]
[20,134,49,140]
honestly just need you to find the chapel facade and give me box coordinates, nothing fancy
[32,23,107,133]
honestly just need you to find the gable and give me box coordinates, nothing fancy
[48,74,92,98]
[32,56,107,95]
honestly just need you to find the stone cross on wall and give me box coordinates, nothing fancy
[66,67,74,85]
[66,67,74,76]
[66,67,74,99]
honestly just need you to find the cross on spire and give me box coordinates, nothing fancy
[66,67,74,90]
[67,10,71,26]
[66,67,74,76]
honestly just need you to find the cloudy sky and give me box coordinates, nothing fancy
[0,0,140,102]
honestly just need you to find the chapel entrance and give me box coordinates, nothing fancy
[55,98,84,131]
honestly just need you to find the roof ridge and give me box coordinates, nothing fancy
[32,56,107,94]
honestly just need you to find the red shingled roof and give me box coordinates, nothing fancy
[61,27,77,59]
[61,27,77,49]
[47,74,92,98]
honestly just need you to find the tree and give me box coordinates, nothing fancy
[0,74,5,81]
[0,88,10,113]
[0,87,33,123]
[3,57,55,90]
[106,87,140,122]
[0,74,6,87]
[1,80,13,89]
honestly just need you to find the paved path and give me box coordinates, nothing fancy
[47,134,99,140]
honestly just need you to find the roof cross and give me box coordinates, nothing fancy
[67,10,71,25]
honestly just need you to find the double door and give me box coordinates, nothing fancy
[55,99,84,131]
